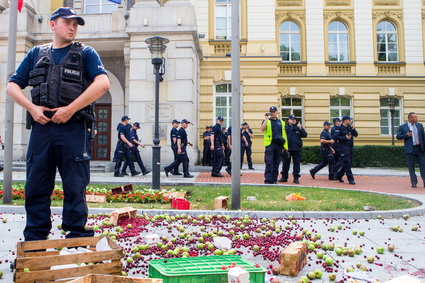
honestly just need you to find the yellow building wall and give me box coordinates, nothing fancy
[50,0,63,12]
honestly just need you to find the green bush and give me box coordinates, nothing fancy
[302,145,407,168]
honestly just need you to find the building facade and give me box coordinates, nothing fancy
[0,0,424,164]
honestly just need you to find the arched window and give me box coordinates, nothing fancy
[280,21,301,62]
[377,21,398,62]
[328,21,349,62]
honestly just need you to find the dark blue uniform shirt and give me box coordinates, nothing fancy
[285,124,308,151]
[331,126,340,152]
[203,131,211,143]
[130,128,139,145]
[177,127,188,147]
[9,43,107,89]
[320,129,333,151]
[334,124,358,152]
[170,127,178,146]
[242,129,253,144]
[270,119,283,144]
[211,124,223,146]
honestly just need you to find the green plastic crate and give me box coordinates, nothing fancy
[148,255,266,283]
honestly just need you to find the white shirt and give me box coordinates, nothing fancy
[408,122,420,146]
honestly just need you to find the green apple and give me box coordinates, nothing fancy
[314,269,323,279]
[23,268,30,272]
[354,246,362,255]
[307,272,316,280]
[327,243,335,251]
[325,257,334,266]
[316,252,324,259]
[253,245,260,252]
[298,276,309,283]
[126,257,133,264]
[359,231,365,236]
[134,252,141,259]
[120,271,127,276]
[367,256,375,263]
[308,244,315,251]
[329,273,336,281]
[335,247,343,256]
[376,246,385,254]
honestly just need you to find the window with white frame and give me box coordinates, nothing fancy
[377,20,398,62]
[328,21,349,62]
[215,84,232,128]
[281,97,303,124]
[84,0,118,14]
[215,0,231,40]
[380,98,401,135]
[280,21,301,61]
[330,97,352,121]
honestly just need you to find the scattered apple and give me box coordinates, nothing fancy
[376,246,385,254]
[387,244,395,252]
[314,269,323,279]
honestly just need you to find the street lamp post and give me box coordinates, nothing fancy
[145,36,169,190]
[387,97,396,146]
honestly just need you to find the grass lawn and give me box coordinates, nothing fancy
[2,184,419,211]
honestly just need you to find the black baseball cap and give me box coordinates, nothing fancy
[323,121,331,126]
[133,122,140,128]
[333,117,341,123]
[288,115,296,120]
[172,119,180,124]
[342,115,351,121]
[121,115,130,121]
[50,7,85,26]
[241,122,248,126]
[269,106,278,112]
[217,116,224,121]
[181,119,190,124]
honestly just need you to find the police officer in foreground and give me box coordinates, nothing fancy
[7,7,110,241]
[210,116,225,177]
[164,119,193,178]
[169,120,182,175]
[310,121,335,180]
[241,122,255,170]
[202,126,212,166]
[334,116,358,185]
[114,116,141,177]
[331,117,342,178]
[222,127,230,166]
[261,107,288,184]
[121,122,151,176]
[280,115,307,184]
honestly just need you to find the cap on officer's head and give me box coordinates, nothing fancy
[269,106,278,112]
[222,127,226,130]
[50,7,85,26]
[333,117,341,123]
[288,115,296,120]
[342,115,351,122]
[217,116,224,121]
[121,115,130,121]
[172,119,180,124]
[133,122,140,129]
[323,121,331,126]
[181,119,190,124]
[241,122,248,126]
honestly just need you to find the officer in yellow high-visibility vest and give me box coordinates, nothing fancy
[260,106,288,184]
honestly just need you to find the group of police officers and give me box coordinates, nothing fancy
[261,106,358,185]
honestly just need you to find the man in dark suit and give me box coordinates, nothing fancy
[397,112,425,188]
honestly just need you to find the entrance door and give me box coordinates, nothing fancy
[92,104,112,160]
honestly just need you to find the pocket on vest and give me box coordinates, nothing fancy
[60,81,82,106]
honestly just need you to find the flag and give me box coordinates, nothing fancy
[107,0,121,4]
[18,0,24,12]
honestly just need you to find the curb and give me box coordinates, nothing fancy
[1,190,424,219]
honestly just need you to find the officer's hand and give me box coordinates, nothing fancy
[297,122,302,129]
[29,105,51,125]
[51,106,75,124]
[210,145,214,151]
[245,142,248,147]
[178,148,182,154]
[346,134,351,140]
[141,144,145,148]
[128,143,133,148]
[330,139,335,144]
[331,149,335,154]
[407,131,413,137]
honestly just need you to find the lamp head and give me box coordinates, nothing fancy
[145,36,169,60]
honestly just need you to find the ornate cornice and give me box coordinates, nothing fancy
[276,11,305,21]
[324,11,354,21]
[373,0,399,6]
[276,0,303,7]
[325,0,351,6]
[372,11,403,21]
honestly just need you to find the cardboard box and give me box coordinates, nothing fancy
[86,194,107,203]
[214,196,229,210]
[111,184,133,195]
[163,191,186,200]
[278,242,307,277]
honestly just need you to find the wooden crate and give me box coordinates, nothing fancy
[14,237,123,283]
[68,274,163,283]
[110,207,137,225]
[279,242,307,277]
[111,184,133,194]
[86,194,107,203]
[213,196,228,210]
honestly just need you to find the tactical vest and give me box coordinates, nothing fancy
[28,42,90,108]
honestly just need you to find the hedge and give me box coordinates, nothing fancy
[301,145,407,168]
